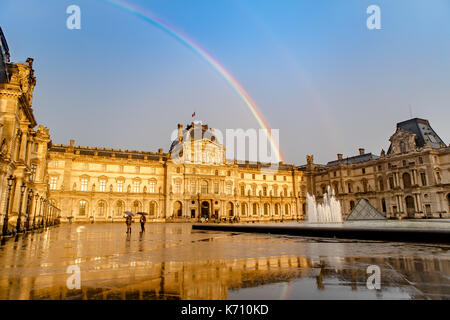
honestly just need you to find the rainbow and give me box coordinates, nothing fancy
[100,0,283,162]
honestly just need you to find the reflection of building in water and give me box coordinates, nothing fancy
[1,254,448,300]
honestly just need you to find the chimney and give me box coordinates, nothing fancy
[158,148,163,154]
[177,124,183,142]
[359,148,365,155]
[337,154,343,161]
[70,139,74,147]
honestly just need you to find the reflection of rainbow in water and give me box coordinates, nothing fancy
[101,0,283,162]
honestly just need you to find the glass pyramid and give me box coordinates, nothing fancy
[346,198,386,221]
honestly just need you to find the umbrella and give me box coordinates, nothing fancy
[137,212,148,215]
[124,211,135,216]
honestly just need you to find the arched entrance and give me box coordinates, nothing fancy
[201,201,210,218]
[405,196,415,217]
[447,193,450,214]
[227,202,234,217]
[173,201,182,218]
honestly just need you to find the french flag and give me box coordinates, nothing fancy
[192,112,196,117]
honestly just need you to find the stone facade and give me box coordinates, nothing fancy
[306,119,450,219]
[47,123,303,223]
[0,29,449,225]
[0,28,52,231]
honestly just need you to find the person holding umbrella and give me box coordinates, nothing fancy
[124,211,134,234]
[138,212,147,233]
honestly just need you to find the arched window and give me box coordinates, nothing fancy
[381,198,386,213]
[264,203,270,216]
[402,172,412,188]
[200,181,208,194]
[400,141,406,153]
[378,178,384,191]
[275,203,280,216]
[252,203,258,216]
[285,204,290,216]
[227,202,234,217]
[79,200,87,216]
[240,203,247,216]
[97,201,105,216]
[149,201,157,216]
[405,196,415,216]
[362,179,368,193]
[173,201,182,217]
[133,200,141,214]
[389,176,395,189]
[115,201,124,217]
[447,194,450,214]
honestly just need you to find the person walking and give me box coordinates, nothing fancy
[126,215,132,234]
[140,214,146,233]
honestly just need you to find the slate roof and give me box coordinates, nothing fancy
[388,118,446,153]
[327,153,379,167]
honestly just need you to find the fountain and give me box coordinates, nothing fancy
[307,186,343,223]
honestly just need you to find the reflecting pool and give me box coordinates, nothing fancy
[0,223,448,299]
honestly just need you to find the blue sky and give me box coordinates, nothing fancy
[1,0,449,164]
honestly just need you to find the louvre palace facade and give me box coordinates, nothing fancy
[1,28,449,226]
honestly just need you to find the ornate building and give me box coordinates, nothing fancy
[0,28,449,226]
[47,122,303,222]
[305,118,450,219]
[0,28,53,232]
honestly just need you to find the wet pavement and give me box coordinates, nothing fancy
[0,223,449,300]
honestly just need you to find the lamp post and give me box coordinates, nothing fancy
[32,192,38,229]
[16,183,26,233]
[38,197,43,228]
[25,189,33,231]
[2,175,15,236]
[42,199,47,228]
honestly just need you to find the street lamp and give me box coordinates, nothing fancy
[38,197,44,228]
[25,189,33,231]
[16,183,27,233]
[42,199,47,228]
[32,192,39,229]
[2,175,15,236]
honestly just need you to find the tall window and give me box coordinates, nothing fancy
[400,141,406,153]
[133,201,140,213]
[263,187,267,196]
[174,181,181,194]
[98,201,105,216]
[201,181,208,194]
[30,164,37,182]
[134,181,140,193]
[240,185,245,196]
[285,204,290,215]
[100,179,106,192]
[252,203,258,216]
[150,202,156,216]
[79,200,86,216]
[226,184,232,195]
[115,201,123,216]
[240,203,247,216]
[81,178,88,191]
[420,172,427,186]
[214,182,219,194]
[264,203,269,216]
[149,181,156,193]
[50,177,57,190]
[190,181,196,194]
[117,181,123,192]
